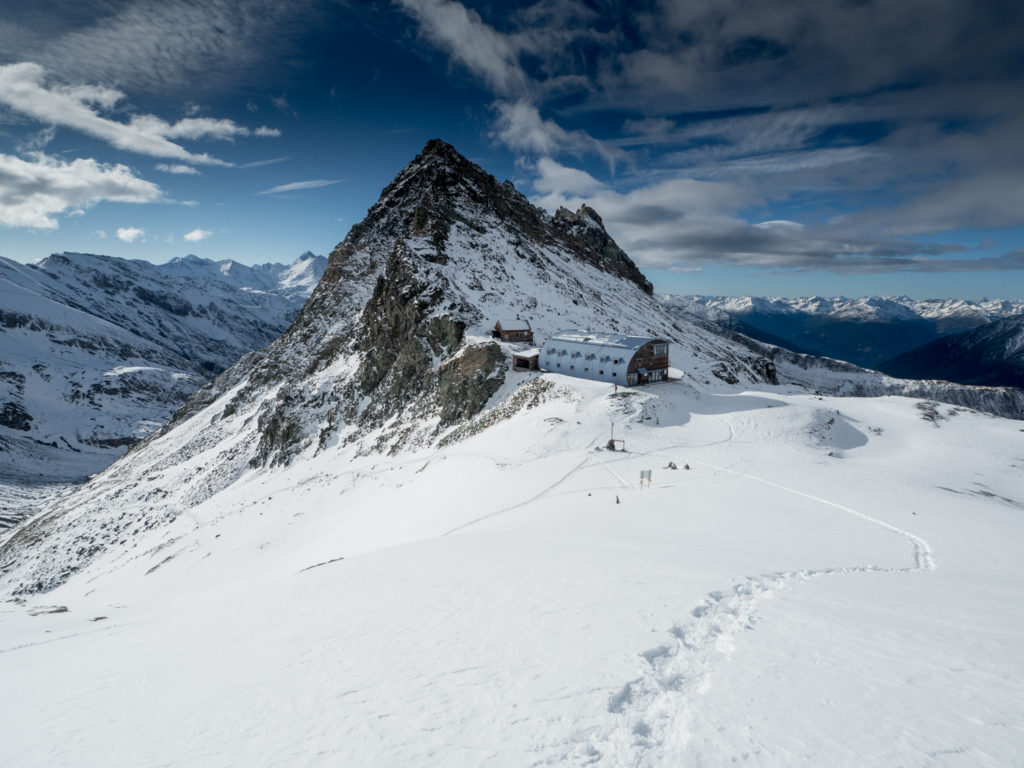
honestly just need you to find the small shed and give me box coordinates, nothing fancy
[541,330,669,386]
[494,319,533,343]
[512,349,540,371]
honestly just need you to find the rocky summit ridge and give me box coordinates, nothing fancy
[3,139,1023,595]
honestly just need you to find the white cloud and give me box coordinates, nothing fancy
[493,101,624,169]
[96,229,106,238]
[183,228,212,242]
[116,226,145,242]
[240,156,290,169]
[0,63,227,165]
[0,152,161,229]
[256,179,342,195]
[0,63,279,167]
[16,125,57,153]
[533,158,605,196]
[396,0,529,98]
[130,115,280,142]
[155,163,200,175]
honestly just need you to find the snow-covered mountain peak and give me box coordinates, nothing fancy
[0,249,324,482]
[4,139,1023,599]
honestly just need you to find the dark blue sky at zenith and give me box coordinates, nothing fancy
[1,0,1023,299]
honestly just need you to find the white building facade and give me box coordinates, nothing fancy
[541,330,670,386]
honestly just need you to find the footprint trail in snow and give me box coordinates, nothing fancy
[564,450,936,766]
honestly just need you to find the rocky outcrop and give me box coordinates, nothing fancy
[554,205,653,295]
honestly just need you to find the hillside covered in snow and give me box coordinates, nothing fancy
[1,140,1022,767]
[881,314,1024,389]
[667,294,1024,377]
[0,250,325,482]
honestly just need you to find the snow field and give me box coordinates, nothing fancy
[2,376,1023,766]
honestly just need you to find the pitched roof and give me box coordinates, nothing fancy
[496,319,531,331]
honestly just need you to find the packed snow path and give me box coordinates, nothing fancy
[575,454,938,767]
[438,387,943,766]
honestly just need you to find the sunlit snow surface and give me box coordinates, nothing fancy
[2,374,1023,767]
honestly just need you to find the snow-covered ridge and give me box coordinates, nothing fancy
[666,294,1024,324]
[1,138,1021,599]
[0,251,325,482]
[662,293,1024,377]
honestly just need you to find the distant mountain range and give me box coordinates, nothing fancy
[0,250,326,482]
[881,314,1024,388]
[4,138,1024,601]
[664,295,1024,386]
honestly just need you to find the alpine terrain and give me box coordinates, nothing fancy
[666,294,1024,376]
[880,314,1024,388]
[0,250,326,485]
[1,140,1022,767]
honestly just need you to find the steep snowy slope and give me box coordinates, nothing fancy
[2,138,1022,589]
[0,251,324,482]
[881,314,1024,388]
[667,294,1024,371]
[158,251,327,302]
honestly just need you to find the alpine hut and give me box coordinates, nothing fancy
[541,330,669,386]
[494,319,533,343]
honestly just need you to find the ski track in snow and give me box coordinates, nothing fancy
[551,426,937,766]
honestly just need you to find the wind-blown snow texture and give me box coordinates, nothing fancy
[1,140,1022,766]
[0,251,325,483]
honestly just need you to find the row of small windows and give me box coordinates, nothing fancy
[553,361,616,376]
[545,348,625,365]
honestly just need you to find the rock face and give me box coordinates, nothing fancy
[4,138,1022,596]
[186,139,669,470]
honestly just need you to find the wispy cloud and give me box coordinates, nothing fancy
[0,63,228,165]
[183,228,211,242]
[256,179,342,195]
[3,0,318,94]
[397,0,618,168]
[493,101,625,170]
[0,152,160,229]
[156,163,200,175]
[396,0,529,98]
[398,1,1024,276]
[240,156,290,169]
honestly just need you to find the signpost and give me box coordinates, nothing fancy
[640,469,652,488]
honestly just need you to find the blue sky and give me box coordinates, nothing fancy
[1,0,1022,299]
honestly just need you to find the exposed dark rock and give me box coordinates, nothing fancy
[0,402,32,431]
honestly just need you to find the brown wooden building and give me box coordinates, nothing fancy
[494,319,534,343]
